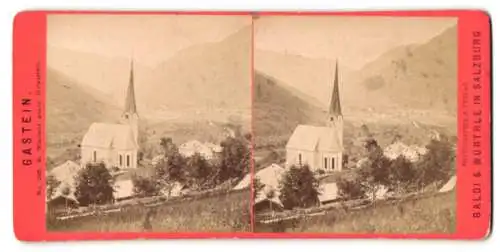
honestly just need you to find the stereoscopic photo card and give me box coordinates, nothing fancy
[12,10,491,241]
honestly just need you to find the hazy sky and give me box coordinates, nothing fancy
[255,16,457,70]
[48,14,251,67]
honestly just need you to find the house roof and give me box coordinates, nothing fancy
[439,176,456,193]
[47,160,82,202]
[81,122,137,150]
[233,163,285,190]
[383,141,427,162]
[179,140,217,158]
[286,125,342,152]
[50,160,81,185]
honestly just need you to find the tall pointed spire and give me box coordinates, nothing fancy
[124,59,137,114]
[329,59,342,116]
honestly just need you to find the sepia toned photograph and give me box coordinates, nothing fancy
[252,16,458,233]
[45,14,252,232]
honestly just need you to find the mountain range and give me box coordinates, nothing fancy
[47,24,457,160]
[48,26,252,120]
[255,25,457,116]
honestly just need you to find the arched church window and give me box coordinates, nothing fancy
[332,158,335,170]
[298,153,302,166]
[119,155,123,167]
[324,157,328,169]
[93,151,96,162]
[127,155,130,168]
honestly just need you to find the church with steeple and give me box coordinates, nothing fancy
[285,60,344,172]
[80,60,140,169]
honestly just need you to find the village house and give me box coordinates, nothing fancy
[286,61,344,172]
[80,60,140,169]
[178,140,222,160]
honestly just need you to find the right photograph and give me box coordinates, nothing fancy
[252,15,458,234]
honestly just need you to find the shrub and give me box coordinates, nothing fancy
[132,175,160,197]
[337,177,366,200]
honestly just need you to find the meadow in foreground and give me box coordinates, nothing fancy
[256,191,455,234]
[48,190,251,232]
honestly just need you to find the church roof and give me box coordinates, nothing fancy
[124,60,137,114]
[47,160,81,202]
[329,60,342,116]
[286,125,342,152]
[81,122,137,150]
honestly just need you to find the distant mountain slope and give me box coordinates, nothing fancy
[253,71,325,148]
[255,50,356,108]
[48,27,252,123]
[255,25,458,116]
[353,25,457,114]
[46,68,121,150]
[144,26,251,111]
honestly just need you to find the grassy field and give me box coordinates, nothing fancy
[256,191,455,234]
[48,190,251,232]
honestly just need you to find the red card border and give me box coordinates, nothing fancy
[12,9,492,241]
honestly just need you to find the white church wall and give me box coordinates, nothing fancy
[285,148,316,170]
[115,150,137,169]
[80,146,112,167]
[318,152,343,172]
[81,146,138,169]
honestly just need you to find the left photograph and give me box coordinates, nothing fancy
[45,14,252,232]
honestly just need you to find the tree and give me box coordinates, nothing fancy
[185,152,213,189]
[132,175,160,197]
[215,136,251,183]
[388,155,415,194]
[358,138,391,201]
[74,162,115,206]
[46,174,61,201]
[155,138,187,183]
[278,164,319,209]
[414,137,454,190]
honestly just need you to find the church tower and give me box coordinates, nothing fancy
[327,60,343,147]
[121,59,139,145]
